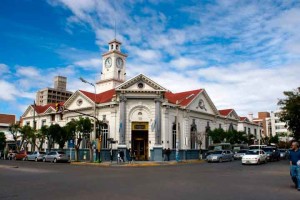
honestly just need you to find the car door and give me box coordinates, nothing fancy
[29,152,36,160]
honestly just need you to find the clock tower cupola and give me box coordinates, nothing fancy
[96,39,127,93]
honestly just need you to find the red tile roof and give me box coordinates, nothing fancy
[165,89,202,106]
[0,114,16,124]
[32,102,65,114]
[218,109,233,116]
[239,117,247,121]
[80,89,116,103]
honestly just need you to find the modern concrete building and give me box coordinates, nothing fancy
[265,110,290,137]
[35,76,73,106]
[253,112,270,137]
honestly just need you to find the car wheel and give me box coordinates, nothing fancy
[35,158,38,162]
[257,159,261,165]
[53,158,57,163]
[231,157,234,162]
[219,158,223,163]
[43,158,46,162]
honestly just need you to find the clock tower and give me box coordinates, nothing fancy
[96,39,127,93]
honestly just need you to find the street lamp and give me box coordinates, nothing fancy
[175,93,195,162]
[80,77,97,162]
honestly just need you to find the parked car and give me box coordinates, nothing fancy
[242,149,267,165]
[262,147,280,161]
[206,150,234,163]
[26,151,46,162]
[15,150,29,160]
[234,150,248,160]
[43,151,69,163]
[279,149,288,159]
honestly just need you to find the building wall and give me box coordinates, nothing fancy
[265,110,290,137]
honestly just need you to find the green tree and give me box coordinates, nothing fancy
[48,124,72,150]
[19,125,34,151]
[278,88,300,140]
[269,134,279,144]
[226,130,248,144]
[75,117,93,161]
[208,128,226,143]
[36,125,48,151]
[0,132,6,150]
[9,123,20,151]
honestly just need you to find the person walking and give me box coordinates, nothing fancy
[120,150,125,163]
[163,148,167,161]
[110,148,113,163]
[289,141,300,191]
[166,148,171,161]
[129,148,135,164]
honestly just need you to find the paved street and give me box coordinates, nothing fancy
[0,159,298,200]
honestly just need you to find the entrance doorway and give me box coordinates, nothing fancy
[131,122,149,161]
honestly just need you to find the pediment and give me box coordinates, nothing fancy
[22,106,34,118]
[227,110,240,120]
[44,107,55,114]
[64,90,94,110]
[186,89,219,115]
[116,74,168,92]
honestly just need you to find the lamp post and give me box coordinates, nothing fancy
[175,93,195,162]
[80,77,97,162]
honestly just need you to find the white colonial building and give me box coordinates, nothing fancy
[21,39,262,161]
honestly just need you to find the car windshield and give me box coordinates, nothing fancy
[246,151,259,155]
[58,151,65,155]
[211,151,223,155]
[237,150,248,153]
[262,148,273,152]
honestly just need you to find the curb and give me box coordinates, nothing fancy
[70,160,205,167]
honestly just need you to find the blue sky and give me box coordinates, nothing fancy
[1,0,300,119]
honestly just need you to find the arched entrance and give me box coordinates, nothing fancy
[131,122,149,161]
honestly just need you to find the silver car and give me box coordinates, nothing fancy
[207,150,234,163]
[234,150,248,160]
[43,151,69,163]
[26,151,46,162]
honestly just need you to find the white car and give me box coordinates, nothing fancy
[242,149,267,165]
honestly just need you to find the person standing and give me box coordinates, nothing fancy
[289,141,300,191]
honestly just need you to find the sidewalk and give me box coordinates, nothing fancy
[70,159,205,167]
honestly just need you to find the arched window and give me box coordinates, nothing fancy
[172,123,176,149]
[101,123,108,149]
[111,44,113,50]
[228,123,234,131]
[191,125,197,149]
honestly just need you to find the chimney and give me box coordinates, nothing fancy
[248,112,253,122]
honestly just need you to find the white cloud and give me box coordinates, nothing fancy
[75,58,102,69]
[170,57,205,69]
[0,63,10,75]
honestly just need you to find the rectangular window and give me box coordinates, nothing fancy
[244,127,246,133]
[248,128,251,134]
[51,114,55,122]
[172,129,176,149]
[42,120,46,126]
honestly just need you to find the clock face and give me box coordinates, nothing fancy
[116,57,123,68]
[105,57,112,68]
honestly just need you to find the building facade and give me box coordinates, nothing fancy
[21,39,262,161]
[265,110,290,137]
